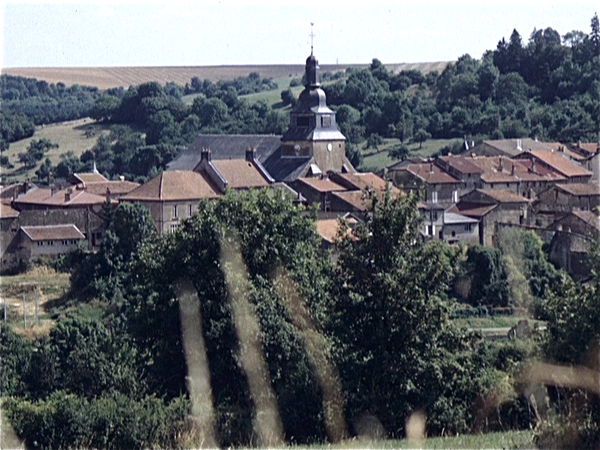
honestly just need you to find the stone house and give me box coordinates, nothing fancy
[535,183,600,215]
[449,189,531,246]
[467,138,558,157]
[17,224,86,261]
[514,149,592,184]
[387,160,463,204]
[121,149,274,234]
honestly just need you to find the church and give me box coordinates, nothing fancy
[167,51,356,181]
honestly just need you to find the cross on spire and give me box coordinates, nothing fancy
[310,22,315,55]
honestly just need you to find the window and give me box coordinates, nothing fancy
[296,116,310,127]
[171,224,178,233]
[464,224,473,232]
[48,241,54,246]
[432,211,438,221]
[172,205,178,218]
[189,204,193,217]
[431,191,438,203]
[452,190,458,203]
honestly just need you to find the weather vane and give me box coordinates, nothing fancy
[310,22,315,55]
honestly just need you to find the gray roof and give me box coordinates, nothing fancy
[168,134,282,170]
[444,212,479,225]
[261,147,313,182]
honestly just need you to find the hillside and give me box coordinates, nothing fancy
[1,62,449,89]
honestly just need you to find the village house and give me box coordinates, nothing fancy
[449,188,531,246]
[387,160,463,204]
[513,149,592,184]
[121,148,275,233]
[467,138,559,157]
[17,224,86,261]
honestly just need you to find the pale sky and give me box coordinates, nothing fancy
[1,1,598,68]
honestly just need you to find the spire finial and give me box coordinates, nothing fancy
[310,22,315,55]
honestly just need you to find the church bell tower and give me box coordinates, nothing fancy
[281,38,348,173]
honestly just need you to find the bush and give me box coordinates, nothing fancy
[4,392,192,450]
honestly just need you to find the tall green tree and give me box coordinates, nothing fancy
[331,190,473,436]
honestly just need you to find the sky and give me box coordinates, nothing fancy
[1,1,598,68]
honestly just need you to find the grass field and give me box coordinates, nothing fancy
[304,430,535,449]
[2,62,448,90]
[359,138,457,172]
[2,118,109,184]
[0,265,70,332]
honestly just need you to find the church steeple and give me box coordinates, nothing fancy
[280,32,350,174]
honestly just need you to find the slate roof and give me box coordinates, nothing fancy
[168,134,282,170]
[555,183,600,196]
[444,211,479,225]
[122,171,220,202]
[260,147,313,182]
[473,138,558,156]
[211,159,271,189]
[21,224,85,242]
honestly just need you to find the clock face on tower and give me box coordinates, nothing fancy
[327,143,333,152]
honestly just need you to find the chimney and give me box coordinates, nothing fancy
[511,163,516,176]
[429,163,434,174]
[499,156,504,172]
[65,188,73,202]
[200,147,212,162]
[530,159,537,174]
[119,175,125,182]
[245,147,257,162]
[517,139,522,151]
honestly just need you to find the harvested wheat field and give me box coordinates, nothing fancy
[2,62,448,89]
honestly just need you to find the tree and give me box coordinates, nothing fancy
[331,190,473,436]
[123,189,335,445]
[280,88,296,106]
[388,142,409,160]
[413,128,431,148]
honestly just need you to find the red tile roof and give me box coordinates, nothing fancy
[122,171,220,202]
[438,155,484,175]
[0,202,19,219]
[476,189,531,203]
[333,172,401,194]
[521,150,592,178]
[571,210,600,231]
[332,191,372,211]
[402,163,462,184]
[79,180,140,197]
[14,186,113,208]
[211,159,270,189]
[73,173,108,184]
[448,202,498,218]
[21,224,85,241]
[315,216,358,243]
[296,177,347,193]
[555,183,600,196]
